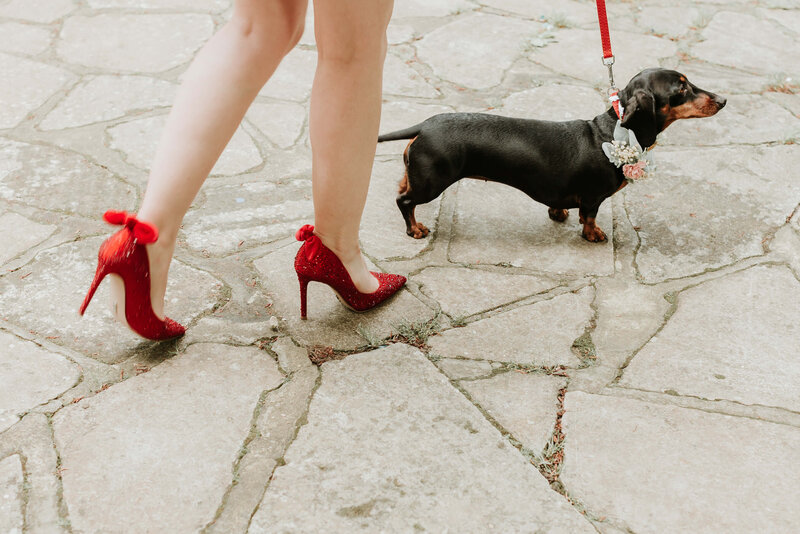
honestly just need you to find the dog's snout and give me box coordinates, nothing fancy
[715,95,727,109]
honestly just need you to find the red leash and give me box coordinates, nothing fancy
[595,0,622,119]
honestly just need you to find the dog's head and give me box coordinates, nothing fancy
[618,68,726,148]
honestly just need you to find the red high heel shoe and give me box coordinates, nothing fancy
[294,225,406,319]
[79,211,185,340]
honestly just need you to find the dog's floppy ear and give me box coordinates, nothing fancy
[621,89,657,148]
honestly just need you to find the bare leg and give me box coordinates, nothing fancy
[137,0,307,317]
[309,0,394,294]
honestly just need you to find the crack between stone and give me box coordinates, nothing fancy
[432,360,605,528]
[621,190,644,281]
[202,377,290,532]
[244,368,323,532]
[610,289,678,386]
[45,414,72,534]
[604,385,800,423]
[10,451,30,534]
[635,255,783,288]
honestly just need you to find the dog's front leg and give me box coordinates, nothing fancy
[579,204,607,242]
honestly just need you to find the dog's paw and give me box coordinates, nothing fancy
[582,226,607,242]
[407,223,430,239]
[548,208,569,222]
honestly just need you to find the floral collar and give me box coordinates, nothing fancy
[601,120,654,183]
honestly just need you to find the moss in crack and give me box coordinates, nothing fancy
[531,386,566,486]
[449,314,468,328]
[388,313,441,349]
[502,362,569,377]
[571,332,597,368]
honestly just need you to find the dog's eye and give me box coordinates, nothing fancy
[679,85,688,94]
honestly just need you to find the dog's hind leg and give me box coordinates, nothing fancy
[396,194,428,239]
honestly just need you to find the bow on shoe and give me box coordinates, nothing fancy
[103,210,159,244]
[295,224,321,261]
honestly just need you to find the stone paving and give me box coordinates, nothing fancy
[1,0,799,532]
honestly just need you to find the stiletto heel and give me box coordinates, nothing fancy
[293,225,406,318]
[298,273,310,319]
[79,210,185,341]
[79,264,109,316]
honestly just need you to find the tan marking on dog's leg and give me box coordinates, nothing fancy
[398,171,409,194]
[398,136,417,194]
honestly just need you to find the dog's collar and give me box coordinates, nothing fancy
[602,121,654,183]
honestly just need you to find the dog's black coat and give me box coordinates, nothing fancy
[378,68,726,241]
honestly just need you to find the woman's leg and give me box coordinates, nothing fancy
[309,0,394,294]
[137,0,307,318]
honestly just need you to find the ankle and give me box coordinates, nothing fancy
[314,232,360,265]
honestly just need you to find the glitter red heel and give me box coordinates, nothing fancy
[79,211,185,340]
[294,225,406,319]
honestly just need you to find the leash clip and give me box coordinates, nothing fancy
[602,55,616,88]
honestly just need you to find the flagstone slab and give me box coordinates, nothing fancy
[253,242,434,350]
[53,343,283,534]
[561,392,800,533]
[658,94,798,146]
[387,23,416,45]
[759,8,800,34]
[0,237,223,363]
[360,160,441,261]
[416,13,544,90]
[499,84,606,121]
[87,0,229,11]
[620,265,800,411]
[414,266,559,317]
[383,53,440,98]
[427,287,593,366]
[449,180,614,276]
[258,49,316,103]
[765,92,800,118]
[0,139,136,216]
[57,14,214,73]
[530,30,676,87]
[0,331,80,433]
[0,212,56,265]
[673,62,772,95]
[107,115,263,176]
[635,6,702,38]
[462,371,564,455]
[0,455,24,534]
[391,0,477,19]
[480,0,598,26]
[182,177,313,255]
[436,358,494,380]
[627,145,800,282]
[692,12,800,76]
[246,101,306,149]
[249,344,593,533]
[40,75,176,131]
[0,53,75,129]
[0,22,52,56]
[0,0,74,23]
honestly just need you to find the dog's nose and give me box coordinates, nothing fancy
[715,96,727,108]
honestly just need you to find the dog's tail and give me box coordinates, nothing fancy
[377,123,424,143]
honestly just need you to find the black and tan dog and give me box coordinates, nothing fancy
[378,68,726,242]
